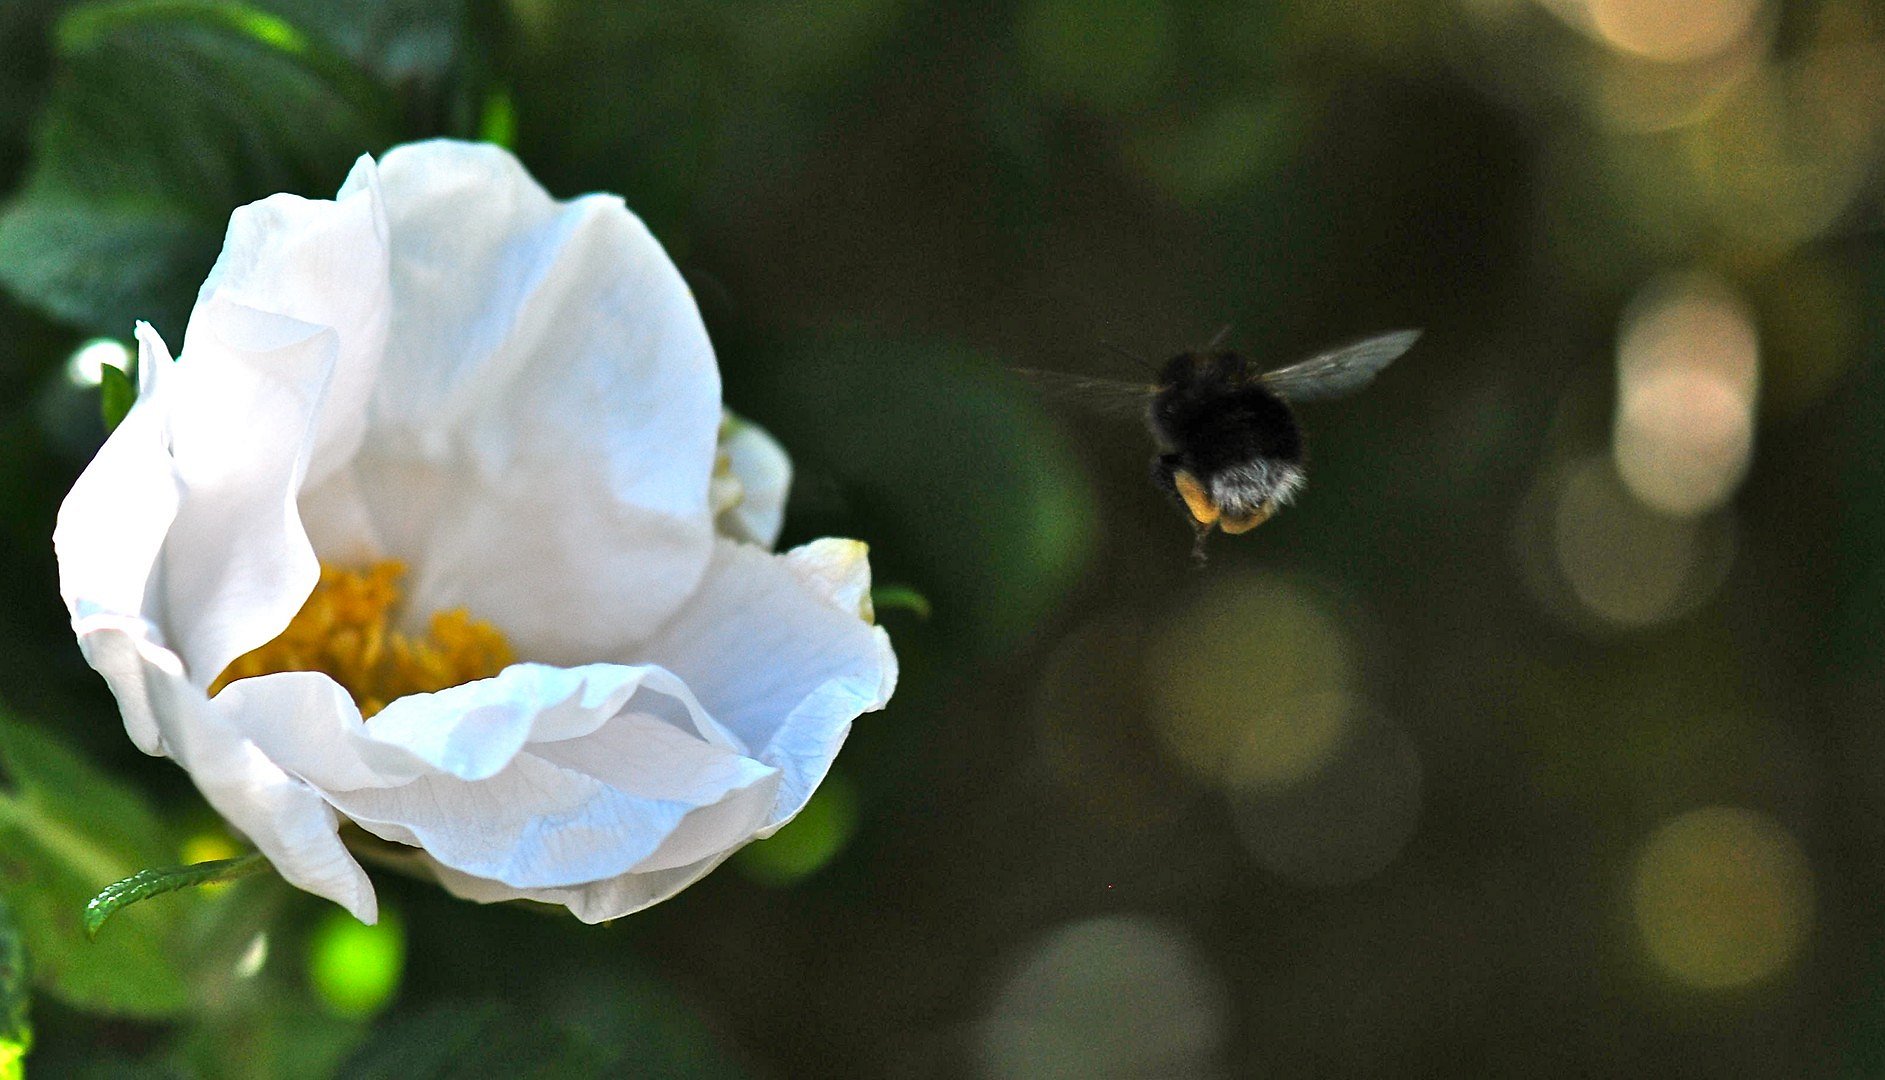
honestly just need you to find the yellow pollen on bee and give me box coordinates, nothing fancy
[1172,470,1221,527]
[210,561,515,718]
[1219,502,1279,534]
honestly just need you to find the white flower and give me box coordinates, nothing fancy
[53,141,896,924]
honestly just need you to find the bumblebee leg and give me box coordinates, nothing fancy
[1170,469,1220,565]
[1219,501,1279,534]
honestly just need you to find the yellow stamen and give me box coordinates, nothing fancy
[211,561,515,717]
[708,446,745,516]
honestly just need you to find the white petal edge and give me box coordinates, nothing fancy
[425,847,742,925]
[385,538,897,921]
[637,538,896,836]
[223,662,781,890]
[717,414,792,549]
[302,140,722,665]
[55,323,182,753]
[152,156,392,685]
[74,616,375,921]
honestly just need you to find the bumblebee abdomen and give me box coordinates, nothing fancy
[1149,381,1307,522]
[1167,385,1302,473]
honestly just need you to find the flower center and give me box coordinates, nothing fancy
[211,561,515,717]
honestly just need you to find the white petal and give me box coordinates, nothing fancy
[782,538,875,621]
[54,324,182,752]
[256,662,779,890]
[784,539,901,708]
[425,848,739,925]
[211,670,386,789]
[188,155,391,488]
[303,140,719,663]
[151,310,330,686]
[717,415,792,548]
[136,162,391,687]
[74,618,375,922]
[637,540,896,832]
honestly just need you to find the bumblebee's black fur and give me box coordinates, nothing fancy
[1148,352,1304,516]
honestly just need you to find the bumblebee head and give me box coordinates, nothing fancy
[1157,350,1247,390]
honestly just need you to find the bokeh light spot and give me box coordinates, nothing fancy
[978,916,1228,1080]
[179,831,241,866]
[178,831,245,895]
[1145,573,1357,794]
[1613,272,1758,517]
[64,338,130,388]
[733,771,859,886]
[1536,455,1734,629]
[1557,459,1697,623]
[1588,0,1762,62]
[1231,713,1424,888]
[309,906,405,1018]
[235,931,269,980]
[1631,806,1813,990]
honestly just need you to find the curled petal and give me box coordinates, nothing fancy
[639,540,896,832]
[55,324,182,752]
[309,140,720,664]
[231,663,779,890]
[54,140,894,924]
[56,161,396,693]
[717,415,792,548]
[426,849,739,925]
[77,618,375,921]
[189,155,391,488]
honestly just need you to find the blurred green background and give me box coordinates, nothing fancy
[1,0,1882,1076]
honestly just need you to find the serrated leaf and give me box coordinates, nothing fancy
[0,898,28,1080]
[0,713,191,1017]
[84,853,271,940]
[98,358,135,433]
[0,0,398,335]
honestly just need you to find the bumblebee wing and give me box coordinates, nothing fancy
[1255,329,1420,402]
[1011,368,1156,418]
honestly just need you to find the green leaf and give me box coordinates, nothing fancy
[341,991,748,1080]
[170,1000,366,1080]
[736,335,1095,653]
[0,713,191,1017]
[870,584,931,620]
[0,899,28,1080]
[254,0,507,138]
[83,853,271,940]
[0,0,398,335]
[338,1002,612,1080]
[734,771,859,886]
[512,9,735,237]
[98,359,135,433]
[0,195,219,340]
[477,86,516,149]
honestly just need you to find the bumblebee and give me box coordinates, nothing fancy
[1026,330,1420,559]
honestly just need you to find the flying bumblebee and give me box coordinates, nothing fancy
[1024,329,1420,560]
